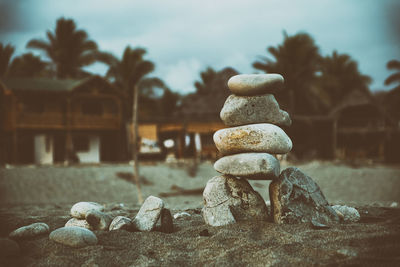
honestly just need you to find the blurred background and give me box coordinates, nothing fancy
[0,0,399,206]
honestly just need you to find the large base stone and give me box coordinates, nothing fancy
[202,175,269,226]
[269,167,339,225]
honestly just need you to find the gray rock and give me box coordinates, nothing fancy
[0,238,20,257]
[202,175,269,226]
[9,222,49,240]
[214,123,292,155]
[227,74,284,96]
[214,153,280,180]
[220,94,291,127]
[85,210,112,230]
[133,196,164,231]
[49,226,98,248]
[70,202,104,219]
[160,208,174,233]
[65,218,92,230]
[332,205,360,223]
[109,216,132,231]
[269,167,339,225]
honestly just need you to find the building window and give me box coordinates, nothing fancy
[73,136,90,152]
[81,100,103,115]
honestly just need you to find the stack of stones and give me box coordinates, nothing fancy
[202,74,292,226]
[202,73,340,227]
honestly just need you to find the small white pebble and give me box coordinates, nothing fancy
[390,202,398,208]
[173,212,191,219]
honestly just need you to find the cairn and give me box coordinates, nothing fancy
[202,74,292,226]
[202,73,340,227]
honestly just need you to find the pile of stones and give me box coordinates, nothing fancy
[202,73,340,226]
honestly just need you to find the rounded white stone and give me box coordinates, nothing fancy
[49,227,98,248]
[332,205,360,223]
[214,153,280,180]
[220,94,291,127]
[70,202,104,219]
[213,123,292,155]
[9,222,49,240]
[227,74,284,95]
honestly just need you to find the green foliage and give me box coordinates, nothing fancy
[0,43,15,78]
[194,67,218,95]
[26,17,99,79]
[8,53,49,78]
[253,32,372,115]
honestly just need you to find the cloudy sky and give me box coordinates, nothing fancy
[1,0,399,94]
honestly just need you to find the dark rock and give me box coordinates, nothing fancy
[160,208,174,233]
[199,229,210,237]
[269,167,339,225]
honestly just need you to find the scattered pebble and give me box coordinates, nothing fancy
[199,229,210,237]
[332,205,360,223]
[311,219,330,230]
[109,216,132,231]
[49,227,98,248]
[173,212,191,219]
[133,196,164,231]
[65,218,92,230]
[85,210,112,230]
[70,202,104,219]
[9,222,49,240]
[390,202,398,208]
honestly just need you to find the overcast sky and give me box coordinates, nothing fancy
[1,0,399,94]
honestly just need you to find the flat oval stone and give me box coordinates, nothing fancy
[214,153,280,180]
[49,227,98,248]
[227,74,284,95]
[133,196,164,232]
[70,202,104,219]
[9,222,49,240]
[220,94,291,127]
[213,123,292,155]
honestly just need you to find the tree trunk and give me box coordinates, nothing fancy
[132,85,143,204]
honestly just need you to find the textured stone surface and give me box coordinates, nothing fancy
[202,175,269,226]
[227,74,284,96]
[9,222,49,240]
[269,167,339,225]
[160,208,174,233]
[220,94,291,127]
[65,218,92,230]
[214,123,292,155]
[0,238,20,257]
[133,196,164,231]
[109,216,132,231]
[332,205,360,223]
[49,227,98,248]
[85,210,112,230]
[70,202,104,219]
[214,153,280,180]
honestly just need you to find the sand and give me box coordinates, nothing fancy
[1,160,400,266]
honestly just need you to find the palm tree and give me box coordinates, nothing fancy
[317,51,372,111]
[100,46,155,204]
[0,43,15,78]
[8,53,49,78]
[26,17,99,79]
[383,59,400,120]
[253,32,322,115]
[194,67,217,95]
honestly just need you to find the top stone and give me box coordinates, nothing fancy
[227,74,284,96]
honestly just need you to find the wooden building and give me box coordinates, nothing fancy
[0,76,125,164]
